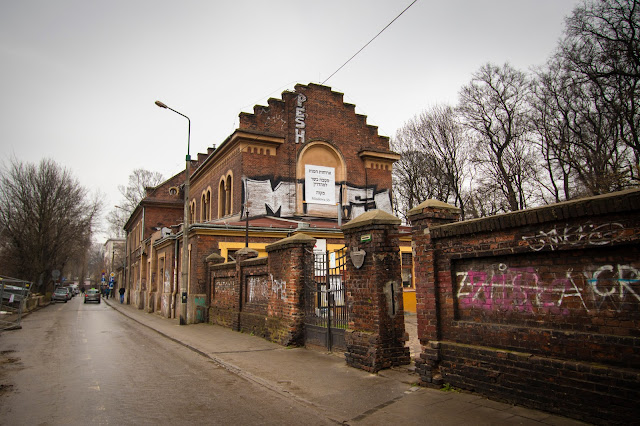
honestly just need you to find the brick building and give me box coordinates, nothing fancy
[123,83,408,321]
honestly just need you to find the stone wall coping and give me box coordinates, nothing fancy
[265,232,316,252]
[407,199,461,218]
[210,261,236,271]
[241,256,268,267]
[206,252,225,264]
[236,247,259,257]
[341,209,401,231]
[428,188,640,239]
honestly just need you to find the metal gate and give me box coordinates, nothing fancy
[304,246,348,351]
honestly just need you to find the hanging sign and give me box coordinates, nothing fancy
[305,164,335,205]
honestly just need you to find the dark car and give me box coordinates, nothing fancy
[84,288,101,304]
[52,287,70,303]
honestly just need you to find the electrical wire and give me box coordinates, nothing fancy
[321,0,418,85]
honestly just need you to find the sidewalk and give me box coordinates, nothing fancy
[104,298,586,425]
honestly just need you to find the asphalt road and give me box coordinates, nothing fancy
[0,296,334,425]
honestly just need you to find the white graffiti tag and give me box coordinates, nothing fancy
[271,274,287,301]
[521,223,624,251]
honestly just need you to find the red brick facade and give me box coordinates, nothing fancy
[123,83,401,325]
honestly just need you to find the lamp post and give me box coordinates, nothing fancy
[114,205,128,304]
[155,100,190,325]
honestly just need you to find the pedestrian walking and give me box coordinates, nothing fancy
[119,287,125,304]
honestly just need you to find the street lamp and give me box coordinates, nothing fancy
[155,100,190,325]
[114,205,129,304]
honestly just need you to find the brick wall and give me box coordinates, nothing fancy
[409,190,640,425]
[207,234,315,346]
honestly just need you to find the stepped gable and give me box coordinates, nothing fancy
[293,83,390,149]
[238,96,287,136]
[238,83,390,149]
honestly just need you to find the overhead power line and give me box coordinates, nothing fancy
[321,0,418,85]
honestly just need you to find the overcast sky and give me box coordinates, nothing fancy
[0,0,581,240]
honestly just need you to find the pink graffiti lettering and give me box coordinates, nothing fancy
[457,264,639,314]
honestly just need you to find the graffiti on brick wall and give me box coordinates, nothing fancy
[247,275,287,303]
[271,274,287,301]
[456,263,640,314]
[243,177,392,218]
[247,275,269,304]
[521,222,624,251]
[214,278,235,298]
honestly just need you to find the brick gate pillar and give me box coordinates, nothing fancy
[341,210,410,372]
[407,200,461,384]
[266,233,316,346]
[234,247,259,331]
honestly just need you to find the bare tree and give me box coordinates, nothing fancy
[85,243,105,289]
[533,57,630,198]
[458,62,539,212]
[0,159,101,293]
[562,0,640,174]
[106,169,164,237]
[392,105,470,219]
[528,0,639,198]
[392,131,450,221]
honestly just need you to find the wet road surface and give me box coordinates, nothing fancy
[0,296,333,425]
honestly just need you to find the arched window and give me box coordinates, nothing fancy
[218,179,226,218]
[206,190,211,221]
[218,173,233,218]
[189,200,196,223]
[201,193,206,222]
[296,141,346,217]
[201,189,211,221]
[225,175,232,216]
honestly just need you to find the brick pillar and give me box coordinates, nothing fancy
[234,247,259,331]
[266,233,316,346]
[341,210,410,373]
[204,252,225,323]
[407,200,460,385]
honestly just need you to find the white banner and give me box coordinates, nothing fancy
[305,165,335,205]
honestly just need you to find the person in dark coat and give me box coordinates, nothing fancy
[119,287,125,303]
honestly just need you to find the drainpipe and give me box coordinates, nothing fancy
[171,236,179,319]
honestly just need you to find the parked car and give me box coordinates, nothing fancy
[52,287,70,303]
[84,288,101,304]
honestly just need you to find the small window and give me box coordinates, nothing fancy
[169,187,178,196]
